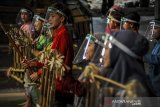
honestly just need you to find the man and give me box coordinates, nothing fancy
[144,19,160,96]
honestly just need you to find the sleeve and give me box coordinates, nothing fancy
[36,61,44,67]
[143,53,160,64]
[37,68,43,76]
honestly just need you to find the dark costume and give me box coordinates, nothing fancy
[144,40,160,96]
[143,19,160,97]
[105,30,154,96]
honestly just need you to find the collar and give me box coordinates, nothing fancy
[54,25,66,34]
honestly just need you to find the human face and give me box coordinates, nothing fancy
[107,17,118,29]
[85,43,95,61]
[122,21,134,30]
[152,26,160,40]
[103,47,110,68]
[34,20,43,32]
[48,13,64,29]
[21,12,30,23]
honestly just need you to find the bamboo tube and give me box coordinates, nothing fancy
[0,21,23,58]
[40,68,46,106]
[42,68,49,107]
[10,74,24,84]
[46,69,52,107]
[10,74,36,86]
[48,68,55,107]
[13,48,16,68]
[11,68,25,72]
[93,74,126,89]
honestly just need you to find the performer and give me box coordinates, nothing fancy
[120,12,140,33]
[105,5,124,34]
[47,3,86,106]
[144,19,160,96]
[83,30,154,106]
[16,7,35,41]
[16,7,40,107]
[23,3,85,107]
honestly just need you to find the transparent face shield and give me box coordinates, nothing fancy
[93,34,141,67]
[105,15,121,34]
[91,35,113,67]
[16,8,33,26]
[45,7,66,26]
[144,21,160,41]
[120,17,138,30]
[73,34,97,64]
[32,15,45,33]
[41,23,53,38]
[90,40,105,66]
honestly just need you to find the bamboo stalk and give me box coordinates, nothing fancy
[11,68,25,72]
[93,74,126,89]
[40,68,46,106]
[10,74,24,84]
[10,74,36,86]
[42,68,49,107]
[0,21,23,59]
[46,70,51,107]
[48,68,55,107]
[13,49,16,68]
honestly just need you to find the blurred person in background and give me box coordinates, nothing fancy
[144,19,160,97]
[121,12,140,33]
[16,7,35,40]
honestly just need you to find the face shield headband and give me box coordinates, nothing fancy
[97,34,141,59]
[41,23,53,37]
[107,16,121,24]
[47,7,67,18]
[20,8,32,16]
[33,15,46,22]
[120,17,139,29]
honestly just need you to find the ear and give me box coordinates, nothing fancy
[60,16,65,23]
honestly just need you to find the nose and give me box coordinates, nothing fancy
[48,17,52,23]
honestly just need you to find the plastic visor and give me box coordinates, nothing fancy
[120,17,139,30]
[41,23,53,37]
[90,40,104,66]
[32,15,45,23]
[45,7,66,21]
[16,8,33,26]
[73,34,97,64]
[98,34,140,60]
[32,15,46,33]
[144,21,160,41]
[20,8,32,15]
[107,16,121,24]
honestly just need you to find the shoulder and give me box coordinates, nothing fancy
[57,26,70,39]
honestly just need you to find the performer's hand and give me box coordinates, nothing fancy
[30,72,38,81]
[21,56,29,68]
